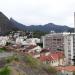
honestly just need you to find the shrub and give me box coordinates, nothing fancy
[17,54,57,75]
[0,47,6,52]
[14,56,19,61]
[0,66,11,75]
[42,64,57,75]
[5,55,19,63]
[23,55,40,68]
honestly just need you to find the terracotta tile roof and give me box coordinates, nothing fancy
[48,53,59,60]
[39,51,64,62]
[40,56,48,61]
[56,66,75,72]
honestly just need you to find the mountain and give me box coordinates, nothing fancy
[0,11,71,35]
[10,18,26,31]
[10,18,71,33]
[0,12,12,35]
[0,12,20,35]
[68,28,74,32]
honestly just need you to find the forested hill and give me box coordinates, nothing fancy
[0,11,72,35]
[10,18,71,33]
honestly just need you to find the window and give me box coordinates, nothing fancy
[68,50,71,52]
[53,39,56,41]
[57,39,61,41]
[51,61,53,63]
[68,54,71,56]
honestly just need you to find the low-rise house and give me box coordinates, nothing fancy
[34,49,50,58]
[30,38,40,43]
[26,38,37,45]
[19,45,42,55]
[40,49,50,57]
[39,51,64,66]
[16,38,37,45]
[49,51,64,66]
[16,36,27,45]
[56,66,75,75]
[0,36,9,46]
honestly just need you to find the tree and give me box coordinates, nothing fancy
[33,31,48,38]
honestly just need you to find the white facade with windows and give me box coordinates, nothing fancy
[64,33,74,65]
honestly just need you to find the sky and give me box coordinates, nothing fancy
[0,0,75,27]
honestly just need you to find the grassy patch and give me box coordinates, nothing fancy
[0,66,11,75]
[23,55,40,68]
[5,55,19,63]
[21,54,57,74]
[42,64,57,75]
[0,47,6,52]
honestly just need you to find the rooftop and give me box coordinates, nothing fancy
[40,51,64,62]
[56,66,75,72]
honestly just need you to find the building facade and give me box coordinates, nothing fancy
[64,33,75,65]
[43,33,64,51]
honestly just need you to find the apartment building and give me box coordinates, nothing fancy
[64,33,75,65]
[43,33,64,51]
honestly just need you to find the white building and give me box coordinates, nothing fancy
[16,36,27,45]
[16,37,40,46]
[64,33,75,65]
[31,38,40,43]
[0,36,9,46]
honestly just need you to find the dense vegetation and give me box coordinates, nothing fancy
[0,66,11,75]
[33,31,48,38]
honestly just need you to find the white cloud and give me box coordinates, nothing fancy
[0,0,75,27]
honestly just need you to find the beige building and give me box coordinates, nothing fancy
[43,33,64,51]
